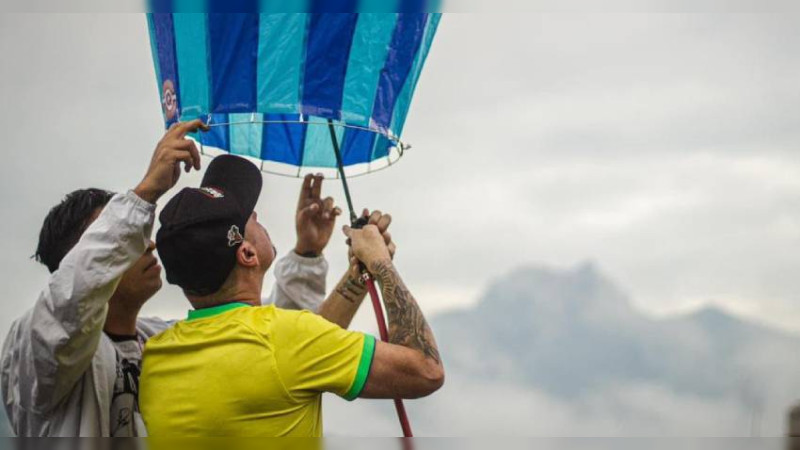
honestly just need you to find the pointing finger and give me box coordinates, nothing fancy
[167,120,189,138]
[170,119,209,140]
[299,174,313,205]
[311,173,323,200]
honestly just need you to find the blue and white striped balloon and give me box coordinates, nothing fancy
[146,13,441,176]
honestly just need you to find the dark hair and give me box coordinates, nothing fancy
[35,188,115,273]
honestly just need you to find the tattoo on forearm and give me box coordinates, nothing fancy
[335,275,367,304]
[369,259,441,364]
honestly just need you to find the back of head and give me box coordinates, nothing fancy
[35,188,115,273]
[157,155,263,299]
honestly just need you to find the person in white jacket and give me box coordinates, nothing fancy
[0,120,353,436]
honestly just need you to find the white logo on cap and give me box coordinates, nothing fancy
[227,225,244,247]
[199,187,225,199]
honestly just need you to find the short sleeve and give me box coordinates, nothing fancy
[271,309,375,401]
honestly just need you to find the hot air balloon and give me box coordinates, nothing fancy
[147,11,440,178]
[147,10,442,437]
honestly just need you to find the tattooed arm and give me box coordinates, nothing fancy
[318,210,395,329]
[343,224,445,399]
[370,259,441,364]
[317,271,368,329]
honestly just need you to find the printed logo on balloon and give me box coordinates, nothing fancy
[162,80,178,121]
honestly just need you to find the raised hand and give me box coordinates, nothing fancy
[343,223,392,270]
[134,119,210,204]
[294,174,342,257]
[346,209,396,278]
[319,210,397,329]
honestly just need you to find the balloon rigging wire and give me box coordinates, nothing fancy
[200,117,410,153]
[194,118,409,179]
[197,142,404,180]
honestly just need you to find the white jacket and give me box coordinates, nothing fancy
[1,191,328,436]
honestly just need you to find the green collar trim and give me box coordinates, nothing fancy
[187,302,252,322]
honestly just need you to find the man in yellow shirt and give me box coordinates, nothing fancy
[140,155,444,436]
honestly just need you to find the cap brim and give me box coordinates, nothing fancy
[201,155,263,216]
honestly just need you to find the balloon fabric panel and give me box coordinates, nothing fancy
[147,12,441,175]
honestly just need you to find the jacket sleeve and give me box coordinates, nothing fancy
[262,251,328,312]
[9,191,155,414]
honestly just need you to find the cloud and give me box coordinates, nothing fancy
[323,378,751,437]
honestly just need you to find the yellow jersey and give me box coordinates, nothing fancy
[139,303,375,436]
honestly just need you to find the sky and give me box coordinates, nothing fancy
[0,13,799,340]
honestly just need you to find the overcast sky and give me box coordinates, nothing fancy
[0,13,799,339]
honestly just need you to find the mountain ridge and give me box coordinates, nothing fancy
[431,263,800,405]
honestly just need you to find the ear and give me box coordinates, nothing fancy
[236,241,260,269]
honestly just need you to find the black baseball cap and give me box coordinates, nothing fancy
[156,155,263,295]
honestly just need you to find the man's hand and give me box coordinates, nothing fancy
[294,174,342,257]
[134,119,210,204]
[343,222,393,270]
[318,209,395,329]
[346,209,396,278]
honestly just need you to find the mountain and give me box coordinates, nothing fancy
[433,263,647,395]
[418,263,800,435]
